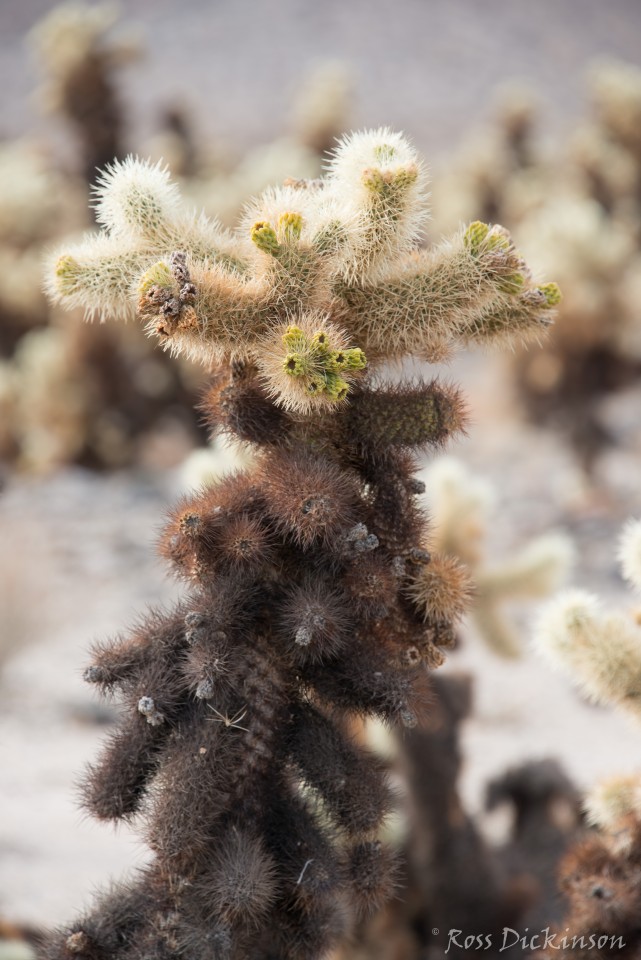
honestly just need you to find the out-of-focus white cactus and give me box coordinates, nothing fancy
[423,456,574,657]
[534,519,641,721]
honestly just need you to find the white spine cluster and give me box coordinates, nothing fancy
[618,518,641,595]
[47,130,559,412]
[584,774,641,830]
[534,519,641,834]
[534,520,641,721]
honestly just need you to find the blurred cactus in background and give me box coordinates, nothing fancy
[534,519,641,956]
[422,457,574,658]
[40,129,558,960]
[0,141,84,358]
[179,59,352,227]
[431,61,641,468]
[28,1,139,184]
[0,9,362,474]
[291,61,352,156]
[0,3,210,473]
[535,518,641,721]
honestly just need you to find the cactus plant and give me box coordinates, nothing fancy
[534,518,641,720]
[29,1,139,185]
[430,61,641,468]
[534,519,641,957]
[43,129,558,960]
[420,457,574,658]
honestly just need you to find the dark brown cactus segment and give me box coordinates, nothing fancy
[40,364,470,960]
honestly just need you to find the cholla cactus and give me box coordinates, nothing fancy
[43,130,558,960]
[512,193,641,463]
[522,64,641,464]
[569,61,641,225]
[532,521,641,957]
[175,62,349,227]
[588,60,641,169]
[0,141,86,356]
[418,457,573,657]
[1,313,207,473]
[181,137,320,229]
[430,84,541,236]
[534,518,641,720]
[48,130,558,415]
[429,64,641,466]
[553,817,641,960]
[29,2,139,184]
[291,61,352,156]
[0,141,69,248]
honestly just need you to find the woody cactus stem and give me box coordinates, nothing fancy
[43,130,559,960]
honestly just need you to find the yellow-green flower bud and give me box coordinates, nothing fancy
[251,221,280,255]
[497,272,525,295]
[54,255,81,293]
[324,372,349,401]
[311,330,331,356]
[278,212,303,242]
[540,282,562,306]
[342,347,367,370]
[138,261,174,299]
[464,221,490,253]
[373,143,397,163]
[283,353,310,378]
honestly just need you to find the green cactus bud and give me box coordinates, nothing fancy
[539,282,562,306]
[330,347,367,372]
[311,330,332,356]
[54,254,81,293]
[362,165,418,195]
[251,221,280,255]
[392,166,419,189]
[373,143,397,163]
[485,228,511,253]
[305,374,326,395]
[361,168,388,193]
[278,212,303,242]
[283,353,310,378]
[497,272,525,295]
[138,260,174,299]
[282,325,307,351]
[342,347,367,370]
[277,322,365,403]
[464,221,490,253]
[323,372,349,401]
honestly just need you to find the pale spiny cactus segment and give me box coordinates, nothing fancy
[584,774,641,831]
[48,130,559,413]
[534,519,641,721]
[416,457,574,658]
[535,521,641,938]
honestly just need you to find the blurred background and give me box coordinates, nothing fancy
[2,0,641,950]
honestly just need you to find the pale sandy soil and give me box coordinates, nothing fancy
[3,352,641,928]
